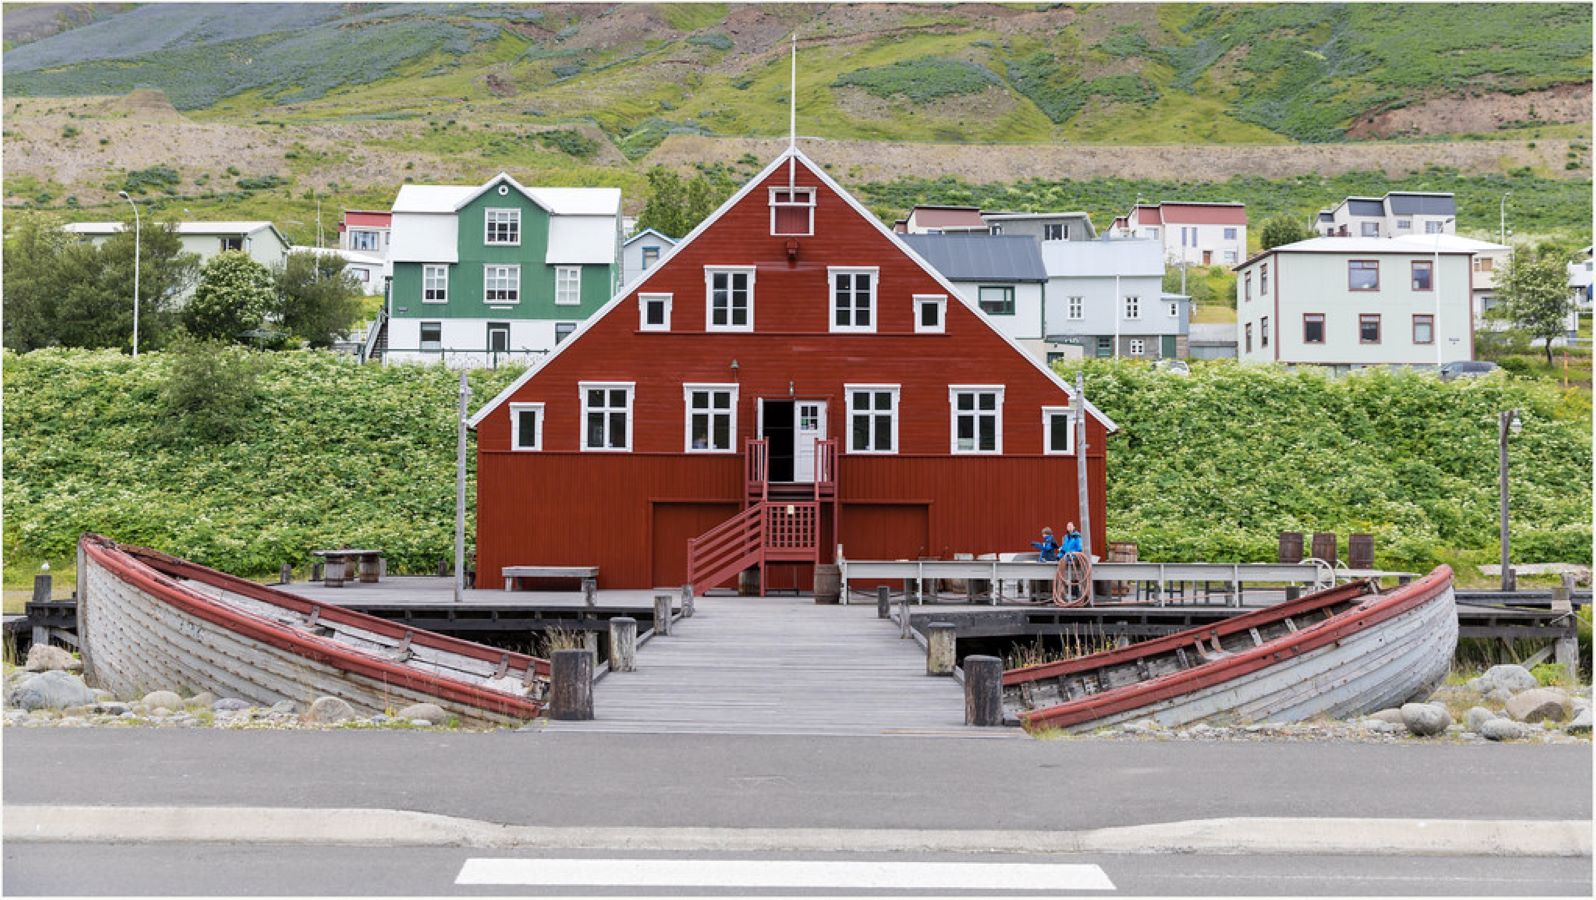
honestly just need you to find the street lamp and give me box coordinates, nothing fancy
[1498,409,1523,591]
[1499,192,1511,246]
[1432,216,1454,369]
[116,190,141,358]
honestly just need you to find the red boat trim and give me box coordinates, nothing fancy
[1017,565,1453,731]
[81,536,543,719]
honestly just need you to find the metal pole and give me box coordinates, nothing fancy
[1074,372,1093,559]
[1433,216,1451,369]
[1499,409,1513,592]
[119,191,141,358]
[454,371,470,604]
[1499,193,1509,246]
[1112,273,1121,358]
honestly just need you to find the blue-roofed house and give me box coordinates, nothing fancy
[1314,192,1457,238]
[901,232,1049,353]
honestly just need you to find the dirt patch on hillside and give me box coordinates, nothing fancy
[1347,83,1592,139]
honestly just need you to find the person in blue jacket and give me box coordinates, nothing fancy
[1060,522,1084,556]
[1030,527,1060,562]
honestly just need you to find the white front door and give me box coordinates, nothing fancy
[793,401,827,483]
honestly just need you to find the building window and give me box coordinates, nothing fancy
[914,294,946,334]
[1124,295,1140,319]
[1095,336,1113,358]
[1128,338,1146,356]
[1348,260,1379,291]
[555,266,581,305]
[351,268,370,284]
[830,267,877,332]
[949,386,1003,454]
[1303,313,1325,344]
[487,322,510,353]
[1244,322,1253,353]
[580,382,634,452]
[683,384,738,452]
[1411,260,1433,291]
[420,321,442,352]
[1244,273,1252,302]
[1223,250,1237,264]
[1359,314,1382,344]
[770,187,815,236]
[1361,221,1380,237]
[1413,314,1434,345]
[1475,256,1494,272]
[1068,296,1084,320]
[705,267,754,331]
[845,385,899,454]
[221,236,244,252]
[1223,227,1237,240]
[509,403,543,452]
[640,293,672,332]
[485,208,520,245]
[1260,262,1269,293]
[1042,407,1074,455]
[423,264,448,303]
[554,322,576,344]
[641,246,661,270]
[1425,220,1444,234]
[1168,300,1179,317]
[1260,316,1269,347]
[484,265,520,303]
[349,230,380,251]
[1396,219,1412,231]
[1044,223,1065,241]
[978,285,1015,316]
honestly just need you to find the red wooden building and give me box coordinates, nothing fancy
[470,148,1115,592]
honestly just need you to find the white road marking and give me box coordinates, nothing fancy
[455,858,1116,891]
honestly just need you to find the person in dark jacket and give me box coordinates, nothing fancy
[1031,527,1060,562]
[1060,522,1084,556]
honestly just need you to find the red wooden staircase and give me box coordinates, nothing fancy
[687,438,838,595]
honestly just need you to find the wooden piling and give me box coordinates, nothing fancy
[279,563,292,585]
[549,649,593,721]
[1284,585,1300,602]
[927,623,957,675]
[654,593,672,636]
[582,630,600,665]
[898,594,911,639]
[1553,575,1579,671]
[877,586,890,620]
[582,577,598,607]
[964,655,1004,726]
[437,560,449,577]
[609,617,637,672]
[31,574,51,604]
[681,584,695,618]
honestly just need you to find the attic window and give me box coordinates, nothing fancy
[770,187,815,237]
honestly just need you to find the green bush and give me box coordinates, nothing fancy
[158,335,264,444]
[833,56,1000,104]
[120,165,181,195]
[235,175,288,191]
[534,128,597,158]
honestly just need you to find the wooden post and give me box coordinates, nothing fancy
[582,578,598,608]
[898,593,911,639]
[964,655,1004,727]
[278,564,292,585]
[876,585,890,620]
[437,560,449,577]
[582,630,600,666]
[927,623,957,676]
[609,617,637,672]
[653,593,672,636]
[681,584,695,618]
[1553,575,1579,671]
[31,574,51,604]
[1284,585,1300,602]
[312,562,324,582]
[549,649,593,721]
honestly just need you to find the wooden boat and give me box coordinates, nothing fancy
[76,534,548,726]
[1005,565,1456,732]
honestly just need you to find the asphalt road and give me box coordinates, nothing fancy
[4,728,1591,829]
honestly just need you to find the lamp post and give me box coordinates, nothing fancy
[1499,193,1510,246]
[1498,409,1522,591]
[116,190,141,358]
[1432,216,1454,369]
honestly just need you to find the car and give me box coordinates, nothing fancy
[1154,359,1191,376]
[1438,360,1499,381]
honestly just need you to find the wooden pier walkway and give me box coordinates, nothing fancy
[547,594,1002,738]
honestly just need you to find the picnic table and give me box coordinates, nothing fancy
[312,549,385,586]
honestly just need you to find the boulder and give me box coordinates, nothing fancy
[1466,706,1497,733]
[396,703,448,725]
[1481,718,1529,741]
[1479,664,1539,694]
[1362,719,1400,734]
[1485,688,1513,704]
[1505,688,1569,724]
[150,707,173,717]
[1565,708,1591,735]
[303,696,356,724]
[212,698,251,712]
[23,644,81,673]
[141,690,182,710]
[186,692,217,709]
[1370,708,1405,724]
[93,702,130,716]
[409,719,433,727]
[269,700,298,714]
[6,671,97,711]
[1401,702,1451,736]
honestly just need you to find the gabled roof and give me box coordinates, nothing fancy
[623,227,677,247]
[391,173,620,216]
[901,234,1047,283]
[1235,236,1475,270]
[341,210,392,228]
[63,220,290,246]
[468,146,1117,433]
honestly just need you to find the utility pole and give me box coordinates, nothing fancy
[454,371,471,603]
[1073,372,1092,558]
[117,191,141,358]
[1499,192,1510,246]
[1498,409,1518,592]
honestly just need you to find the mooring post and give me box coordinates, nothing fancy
[582,630,600,665]
[898,593,911,639]
[31,574,51,604]
[1553,575,1579,671]
[279,563,292,585]
[653,593,672,636]
[927,622,957,676]
[964,655,1004,727]
[582,578,598,608]
[876,585,890,620]
[609,617,637,672]
[312,561,324,582]
[1284,585,1300,602]
[681,584,695,618]
[549,649,594,721]
[437,560,449,577]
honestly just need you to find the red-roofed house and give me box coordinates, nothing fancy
[898,205,989,235]
[1112,201,1247,267]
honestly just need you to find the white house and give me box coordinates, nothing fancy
[288,245,387,296]
[1235,237,1474,371]
[1384,234,1512,321]
[900,233,1048,354]
[1109,201,1247,267]
[621,227,676,285]
[893,205,988,234]
[981,211,1097,242]
[1314,192,1456,239]
[62,220,291,283]
[1040,238,1183,361]
[1569,246,1593,313]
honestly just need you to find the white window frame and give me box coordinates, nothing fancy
[769,187,815,237]
[913,293,947,334]
[485,208,521,246]
[639,293,672,332]
[555,266,581,306]
[1168,300,1180,317]
[704,266,756,332]
[641,245,661,270]
[419,321,443,352]
[422,264,448,303]
[349,229,380,251]
[829,266,879,333]
[1129,338,1146,356]
[509,402,544,452]
[579,381,635,452]
[1067,296,1084,320]
[1042,406,1074,455]
[1043,223,1064,241]
[681,383,739,454]
[1124,295,1140,319]
[554,321,577,344]
[484,264,520,304]
[948,384,1005,455]
[1424,220,1444,234]
[844,384,900,456]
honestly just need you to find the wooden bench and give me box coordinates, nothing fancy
[503,566,599,604]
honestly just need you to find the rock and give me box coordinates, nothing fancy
[213,698,251,711]
[93,689,115,702]
[270,700,297,714]
[6,671,97,711]
[1485,688,1513,704]
[1466,706,1497,732]
[370,713,389,724]
[1480,664,1540,694]
[1363,720,1400,734]
[396,703,448,725]
[409,718,433,727]
[150,706,173,717]
[303,696,356,724]
[1370,708,1405,724]
[1481,718,1529,741]
[186,692,217,709]
[1401,702,1451,736]
[23,644,81,673]
[1505,688,1569,723]
[141,690,182,710]
[1565,708,1591,735]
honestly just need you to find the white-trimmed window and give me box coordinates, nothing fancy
[484,264,520,303]
[1042,406,1075,455]
[770,187,815,236]
[683,384,738,453]
[1044,223,1065,241]
[845,384,899,454]
[485,208,520,245]
[423,264,448,303]
[1168,300,1179,317]
[914,294,946,334]
[581,382,634,451]
[554,322,576,344]
[555,266,581,305]
[1128,338,1146,356]
[349,229,380,251]
[419,321,442,352]
[510,402,543,452]
[640,293,672,331]
[950,385,1004,454]
[705,267,754,331]
[1124,295,1140,319]
[830,267,877,332]
[1067,296,1084,320]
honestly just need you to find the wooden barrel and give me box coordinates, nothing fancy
[1277,531,1304,564]
[1311,532,1338,564]
[737,567,760,597]
[1108,541,1138,598]
[814,564,841,604]
[1348,533,1374,569]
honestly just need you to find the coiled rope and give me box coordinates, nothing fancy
[1052,550,1093,607]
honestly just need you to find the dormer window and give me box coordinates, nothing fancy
[486,208,520,245]
[770,187,814,237]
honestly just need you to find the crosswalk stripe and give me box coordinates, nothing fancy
[455,857,1115,891]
